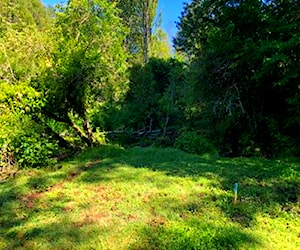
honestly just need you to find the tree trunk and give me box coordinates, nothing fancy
[32,115,77,150]
[67,119,93,146]
[45,126,77,150]
[83,117,95,146]
[142,0,150,64]
[163,116,169,137]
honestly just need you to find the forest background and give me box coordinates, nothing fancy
[0,0,299,170]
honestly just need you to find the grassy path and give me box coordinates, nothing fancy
[0,146,299,249]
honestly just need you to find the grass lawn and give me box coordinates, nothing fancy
[0,145,299,249]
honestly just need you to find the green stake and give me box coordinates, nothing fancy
[234,182,238,204]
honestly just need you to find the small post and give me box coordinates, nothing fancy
[234,182,238,204]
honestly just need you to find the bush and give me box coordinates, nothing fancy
[155,136,173,148]
[175,131,216,155]
[9,124,59,168]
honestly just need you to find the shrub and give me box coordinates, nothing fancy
[175,131,216,155]
[11,132,58,168]
[155,136,173,147]
[8,121,59,168]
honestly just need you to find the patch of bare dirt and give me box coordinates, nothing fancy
[147,216,166,227]
[180,194,186,202]
[63,201,77,212]
[66,170,82,181]
[65,159,101,181]
[85,159,102,168]
[179,213,189,219]
[20,192,43,209]
[126,214,139,222]
[142,192,155,203]
[90,185,124,204]
[197,193,205,198]
[47,182,64,192]
[75,207,110,227]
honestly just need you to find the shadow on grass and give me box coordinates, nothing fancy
[4,214,114,249]
[0,145,128,249]
[79,146,299,228]
[0,175,105,248]
[129,222,259,250]
[0,145,298,249]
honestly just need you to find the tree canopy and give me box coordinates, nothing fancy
[175,0,300,156]
[0,0,299,170]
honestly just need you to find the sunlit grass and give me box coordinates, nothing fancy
[0,145,299,249]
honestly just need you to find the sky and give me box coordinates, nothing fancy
[158,0,191,43]
[42,0,191,44]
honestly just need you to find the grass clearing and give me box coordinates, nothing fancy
[0,145,299,249]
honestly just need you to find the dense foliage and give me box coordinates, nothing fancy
[175,0,300,157]
[111,58,186,131]
[0,0,129,168]
[0,0,299,169]
[41,0,129,146]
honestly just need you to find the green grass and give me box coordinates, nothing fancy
[0,145,299,249]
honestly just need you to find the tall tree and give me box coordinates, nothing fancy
[175,0,300,156]
[116,0,159,64]
[150,13,172,59]
[41,0,129,146]
[1,0,130,168]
